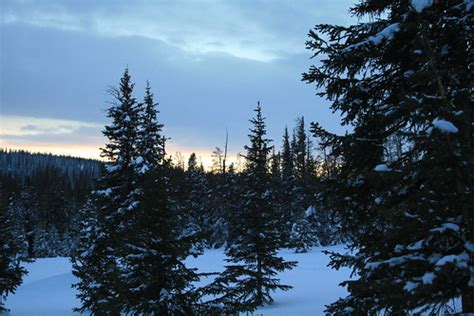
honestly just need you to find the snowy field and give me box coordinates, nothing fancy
[5,246,350,315]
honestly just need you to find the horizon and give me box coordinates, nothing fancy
[0,0,355,168]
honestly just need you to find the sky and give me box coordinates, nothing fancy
[0,0,355,167]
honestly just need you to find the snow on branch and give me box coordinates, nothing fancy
[411,0,433,13]
[432,119,459,134]
[345,23,400,52]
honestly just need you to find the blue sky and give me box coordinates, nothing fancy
[0,0,354,165]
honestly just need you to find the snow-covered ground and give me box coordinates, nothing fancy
[5,246,350,315]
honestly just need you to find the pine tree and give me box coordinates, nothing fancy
[293,117,307,184]
[304,0,473,313]
[289,117,318,252]
[0,204,28,312]
[210,161,238,248]
[290,211,318,253]
[185,153,212,248]
[8,189,37,258]
[270,149,282,182]
[206,103,297,313]
[72,68,141,314]
[280,127,296,245]
[281,127,294,181]
[120,82,202,315]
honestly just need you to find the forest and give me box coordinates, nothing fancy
[1,0,473,315]
[0,107,337,258]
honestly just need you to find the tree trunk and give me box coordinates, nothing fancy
[27,234,34,258]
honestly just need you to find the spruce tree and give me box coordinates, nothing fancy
[280,127,296,245]
[120,82,202,315]
[8,189,37,258]
[72,68,141,314]
[211,161,239,248]
[281,127,294,181]
[0,204,28,312]
[289,117,318,252]
[293,117,308,185]
[207,103,297,313]
[304,0,473,313]
[270,149,282,183]
[185,153,212,248]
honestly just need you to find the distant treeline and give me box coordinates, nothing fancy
[0,116,341,259]
[0,149,100,257]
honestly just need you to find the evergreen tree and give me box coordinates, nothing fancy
[290,207,318,253]
[0,204,28,312]
[289,117,318,251]
[72,68,141,314]
[185,153,212,248]
[8,189,37,258]
[304,0,473,313]
[293,117,307,184]
[270,149,282,182]
[206,103,297,313]
[281,127,294,181]
[280,127,296,244]
[119,82,202,315]
[210,162,238,248]
[0,150,99,259]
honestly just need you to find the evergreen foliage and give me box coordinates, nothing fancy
[72,69,203,315]
[72,68,140,314]
[289,117,319,252]
[121,81,201,315]
[0,150,98,258]
[303,0,474,313]
[185,153,212,248]
[206,103,297,313]
[0,203,29,312]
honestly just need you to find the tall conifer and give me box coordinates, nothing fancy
[304,1,473,313]
[120,82,201,315]
[72,68,142,314]
[207,103,296,313]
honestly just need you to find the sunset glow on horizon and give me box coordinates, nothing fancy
[0,142,240,170]
[0,0,352,171]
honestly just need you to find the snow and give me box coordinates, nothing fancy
[365,254,425,270]
[346,23,400,51]
[465,241,474,253]
[430,223,460,233]
[407,239,424,251]
[374,164,391,172]
[132,156,150,174]
[104,164,119,173]
[304,205,316,218]
[411,0,433,12]
[422,272,435,285]
[432,119,459,134]
[5,246,351,315]
[5,258,79,315]
[133,156,144,165]
[394,244,404,253]
[435,252,469,268]
[403,281,419,292]
[138,165,149,174]
[96,188,112,196]
[403,70,415,77]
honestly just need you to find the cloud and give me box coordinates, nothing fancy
[1,0,352,164]
[1,0,354,62]
[0,115,101,136]
[0,114,237,167]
